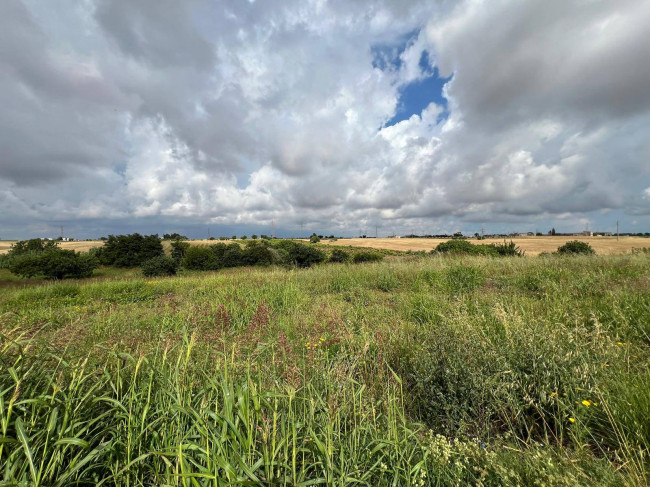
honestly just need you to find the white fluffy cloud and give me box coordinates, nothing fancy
[1,0,649,238]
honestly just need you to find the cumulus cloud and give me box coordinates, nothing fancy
[1,0,649,238]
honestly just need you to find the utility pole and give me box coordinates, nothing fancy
[617,220,619,241]
[271,219,275,239]
[375,225,378,238]
[60,226,63,239]
[208,227,211,239]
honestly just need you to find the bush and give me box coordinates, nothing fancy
[352,251,384,263]
[242,241,279,266]
[273,240,326,268]
[219,243,244,268]
[141,255,179,277]
[170,240,190,263]
[9,249,97,279]
[434,239,498,256]
[99,234,164,267]
[309,234,321,244]
[329,248,350,263]
[492,240,524,256]
[556,240,596,255]
[182,246,219,271]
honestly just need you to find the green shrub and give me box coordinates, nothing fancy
[492,240,524,256]
[556,240,596,255]
[328,248,350,263]
[219,243,244,268]
[309,233,321,243]
[352,251,384,263]
[242,241,279,266]
[141,255,179,277]
[434,239,499,256]
[9,249,97,279]
[98,234,164,267]
[273,240,326,268]
[7,238,59,256]
[182,246,219,270]
[170,239,190,263]
[433,239,477,254]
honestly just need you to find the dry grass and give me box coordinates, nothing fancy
[320,236,650,256]
[0,240,105,254]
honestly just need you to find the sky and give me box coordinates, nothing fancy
[1,0,650,239]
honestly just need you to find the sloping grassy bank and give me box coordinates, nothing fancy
[1,254,648,485]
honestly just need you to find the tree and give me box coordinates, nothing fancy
[309,233,320,243]
[251,234,258,240]
[8,239,58,256]
[162,233,188,240]
[98,234,164,267]
[170,239,190,263]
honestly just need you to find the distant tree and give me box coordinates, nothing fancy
[232,235,237,240]
[549,228,556,236]
[162,233,188,240]
[309,233,321,244]
[240,235,248,240]
[98,234,164,267]
[251,234,258,240]
[260,235,269,240]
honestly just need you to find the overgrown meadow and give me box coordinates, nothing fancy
[0,253,649,485]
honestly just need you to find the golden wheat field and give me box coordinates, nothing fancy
[321,236,649,256]
[1,235,648,256]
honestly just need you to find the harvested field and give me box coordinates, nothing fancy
[0,240,105,254]
[320,236,650,256]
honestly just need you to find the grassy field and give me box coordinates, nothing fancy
[0,254,649,485]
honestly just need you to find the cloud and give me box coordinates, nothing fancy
[1,0,649,238]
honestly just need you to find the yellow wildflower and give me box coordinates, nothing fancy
[569,417,575,423]
[582,400,591,407]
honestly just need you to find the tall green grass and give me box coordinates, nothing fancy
[0,254,648,485]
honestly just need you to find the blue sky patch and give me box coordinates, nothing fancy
[385,66,451,127]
